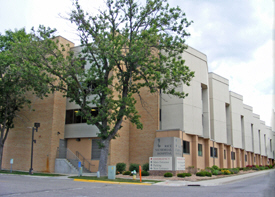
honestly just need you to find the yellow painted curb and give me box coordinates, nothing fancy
[74,179,152,186]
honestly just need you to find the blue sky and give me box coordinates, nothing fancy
[0,0,274,126]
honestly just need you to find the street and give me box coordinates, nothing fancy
[0,170,275,197]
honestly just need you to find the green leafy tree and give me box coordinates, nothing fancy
[0,29,50,170]
[12,0,194,175]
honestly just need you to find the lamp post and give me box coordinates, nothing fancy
[29,123,40,175]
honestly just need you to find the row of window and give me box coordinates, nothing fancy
[65,108,98,124]
[182,140,245,161]
[92,139,262,162]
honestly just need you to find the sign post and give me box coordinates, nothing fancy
[78,161,82,177]
[10,159,13,173]
[139,165,142,182]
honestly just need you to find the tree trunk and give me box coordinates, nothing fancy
[98,139,110,176]
[0,143,3,171]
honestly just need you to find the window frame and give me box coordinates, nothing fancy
[65,108,98,124]
[231,151,235,160]
[91,139,101,160]
[198,143,203,156]
[210,147,218,158]
[183,140,190,154]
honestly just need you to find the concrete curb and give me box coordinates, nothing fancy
[155,169,275,187]
[74,179,152,186]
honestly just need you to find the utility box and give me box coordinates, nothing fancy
[108,166,116,179]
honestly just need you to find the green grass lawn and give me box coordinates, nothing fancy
[0,170,63,176]
[69,176,161,183]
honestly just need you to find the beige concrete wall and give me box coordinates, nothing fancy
[161,46,210,138]
[208,73,229,144]
[243,105,254,152]
[252,114,261,154]
[229,92,243,149]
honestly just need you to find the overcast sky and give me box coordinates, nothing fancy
[0,0,274,127]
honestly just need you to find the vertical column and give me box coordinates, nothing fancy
[241,150,245,167]
[219,143,224,168]
[204,139,210,168]
[227,145,232,168]
[192,135,198,169]
[236,148,240,168]
[252,153,255,165]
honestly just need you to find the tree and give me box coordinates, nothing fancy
[0,29,50,170]
[12,0,194,175]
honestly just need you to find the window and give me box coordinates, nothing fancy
[198,144,203,156]
[254,156,256,163]
[224,150,226,159]
[231,151,235,160]
[270,139,272,152]
[91,139,101,160]
[183,141,190,154]
[210,147,218,158]
[245,154,247,162]
[65,108,98,124]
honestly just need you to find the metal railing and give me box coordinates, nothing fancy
[76,151,95,172]
[56,147,81,170]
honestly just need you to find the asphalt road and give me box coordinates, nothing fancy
[0,170,274,197]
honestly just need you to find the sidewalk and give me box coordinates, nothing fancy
[61,169,275,186]
[154,169,275,187]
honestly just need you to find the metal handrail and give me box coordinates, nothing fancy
[76,151,95,172]
[56,147,81,169]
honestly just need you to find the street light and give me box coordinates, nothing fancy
[29,123,40,175]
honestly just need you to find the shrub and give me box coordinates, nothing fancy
[122,171,131,175]
[141,170,149,176]
[184,173,192,177]
[116,163,126,174]
[177,173,185,178]
[268,165,273,169]
[196,171,206,177]
[239,167,244,170]
[259,167,265,170]
[212,165,219,170]
[164,172,173,177]
[177,173,192,177]
[264,166,269,170]
[205,167,212,172]
[129,163,139,173]
[212,170,219,175]
[252,167,258,171]
[142,163,149,172]
[205,172,212,177]
[246,165,252,168]
[221,170,231,175]
[230,168,239,174]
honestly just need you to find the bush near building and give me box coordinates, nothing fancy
[164,172,173,177]
[129,164,140,172]
[116,163,126,174]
